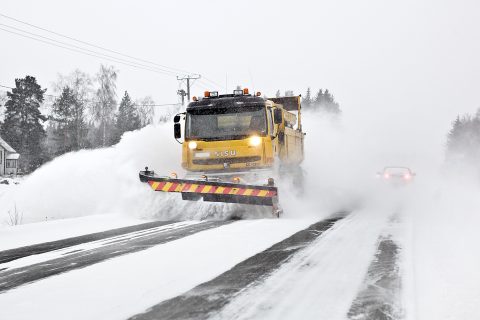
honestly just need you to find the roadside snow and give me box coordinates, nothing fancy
[0,176,21,200]
[404,180,480,320]
[0,218,315,320]
[0,214,152,251]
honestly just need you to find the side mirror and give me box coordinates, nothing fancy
[174,123,181,139]
[274,109,282,124]
[278,131,285,144]
[173,114,181,123]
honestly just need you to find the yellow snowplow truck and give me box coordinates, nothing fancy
[139,88,304,217]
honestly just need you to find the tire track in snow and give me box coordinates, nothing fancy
[210,209,390,320]
[0,220,177,264]
[0,221,199,271]
[0,220,232,293]
[347,217,403,320]
[129,214,345,320]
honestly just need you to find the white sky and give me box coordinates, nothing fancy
[1,0,479,138]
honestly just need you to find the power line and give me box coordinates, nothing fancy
[0,22,179,76]
[0,84,59,99]
[201,76,224,89]
[0,85,179,107]
[0,24,224,98]
[0,26,179,77]
[0,12,195,76]
[0,13,228,105]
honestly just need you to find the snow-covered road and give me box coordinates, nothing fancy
[0,216,318,320]
[2,192,478,320]
[213,209,393,320]
[0,209,402,320]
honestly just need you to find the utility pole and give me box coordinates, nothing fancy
[177,89,187,106]
[177,75,201,102]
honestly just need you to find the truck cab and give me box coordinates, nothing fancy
[174,89,304,175]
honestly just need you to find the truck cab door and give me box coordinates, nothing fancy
[267,108,280,157]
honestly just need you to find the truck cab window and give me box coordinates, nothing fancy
[267,108,275,137]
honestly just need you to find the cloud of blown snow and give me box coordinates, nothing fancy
[0,123,183,223]
[0,98,479,228]
[0,121,289,223]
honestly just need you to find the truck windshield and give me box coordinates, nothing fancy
[186,105,267,140]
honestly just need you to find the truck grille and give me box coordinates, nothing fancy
[192,156,261,165]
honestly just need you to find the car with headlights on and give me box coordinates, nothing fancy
[377,166,415,184]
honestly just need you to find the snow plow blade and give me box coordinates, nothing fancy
[139,170,278,207]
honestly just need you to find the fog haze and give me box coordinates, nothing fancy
[1,1,479,114]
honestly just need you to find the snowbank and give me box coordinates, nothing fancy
[0,124,183,224]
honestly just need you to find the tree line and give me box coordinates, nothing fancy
[275,88,341,114]
[0,64,169,173]
[446,109,480,169]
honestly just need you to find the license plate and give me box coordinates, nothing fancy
[194,152,210,158]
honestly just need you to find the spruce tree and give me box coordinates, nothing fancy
[1,76,47,171]
[115,91,141,142]
[302,87,312,108]
[446,115,462,155]
[314,89,324,108]
[51,86,86,155]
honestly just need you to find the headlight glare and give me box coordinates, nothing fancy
[249,136,262,147]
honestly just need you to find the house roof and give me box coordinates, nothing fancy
[6,153,20,160]
[0,136,16,153]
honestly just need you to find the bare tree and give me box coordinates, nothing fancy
[92,65,118,146]
[0,91,7,121]
[6,204,23,226]
[135,96,155,127]
[51,70,93,149]
[157,104,181,123]
[53,69,94,111]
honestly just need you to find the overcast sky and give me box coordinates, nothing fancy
[1,0,479,141]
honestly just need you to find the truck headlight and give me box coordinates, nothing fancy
[188,141,197,149]
[249,136,262,147]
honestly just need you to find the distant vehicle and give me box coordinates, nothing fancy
[377,167,415,183]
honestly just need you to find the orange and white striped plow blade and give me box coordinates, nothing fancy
[148,180,277,198]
